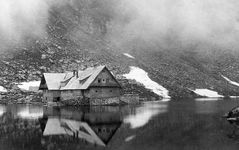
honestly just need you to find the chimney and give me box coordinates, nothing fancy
[73,70,78,78]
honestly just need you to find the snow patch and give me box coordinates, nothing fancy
[123,66,170,98]
[193,89,223,98]
[123,53,135,59]
[17,81,40,91]
[222,75,239,87]
[0,86,7,92]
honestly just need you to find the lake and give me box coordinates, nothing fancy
[0,98,239,150]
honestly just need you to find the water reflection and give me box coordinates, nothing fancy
[124,101,168,129]
[1,100,239,150]
[43,118,106,146]
[17,105,43,119]
[195,98,222,101]
[195,101,219,114]
[125,135,136,142]
[40,106,122,148]
[0,105,6,116]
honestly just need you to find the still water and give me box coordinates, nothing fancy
[0,98,239,150]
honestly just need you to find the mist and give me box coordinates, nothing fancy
[0,0,69,50]
[0,0,49,48]
[1,0,239,51]
[109,0,239,50]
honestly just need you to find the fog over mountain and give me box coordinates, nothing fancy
[1,0,239,98]
[1,0,239,51]
[110,0,239,50]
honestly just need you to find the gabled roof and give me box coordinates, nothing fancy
[42,73,66,90]
[79,65,105,89]
[40,65,120,90]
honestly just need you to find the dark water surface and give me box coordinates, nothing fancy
[1,98,239,150]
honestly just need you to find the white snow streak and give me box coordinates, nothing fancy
[123,66,170,98]
[123,53,135,59]
[17,81,40,91]
[222,75,239,87]
[193,89,223,98]
[0,86,7,92]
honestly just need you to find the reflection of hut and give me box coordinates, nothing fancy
[43,117,106,146]
[83,112,122,144]
[84,112,121,124]
[44,107,83,120]
[40,107,122,147]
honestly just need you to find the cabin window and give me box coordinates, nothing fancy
[98,128,101,132]
[98,78,101,83]
[53,97,60,102]
[102,78,106,83]
[95,90,98,93]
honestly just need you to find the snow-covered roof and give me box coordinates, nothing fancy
[40,65,120,90]
[43,73,66,90]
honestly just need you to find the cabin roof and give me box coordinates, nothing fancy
[43,73,66,90]
[40,65,120,90]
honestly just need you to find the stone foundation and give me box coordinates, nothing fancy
[60,98,90,106]
[120,94,140,104]
[90,97,120,105]
[44,94,140,106]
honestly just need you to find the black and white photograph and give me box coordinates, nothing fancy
[1,0,239,150]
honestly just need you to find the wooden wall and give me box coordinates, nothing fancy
[90,68,120,87]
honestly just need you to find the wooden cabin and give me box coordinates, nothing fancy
[39,66,122,103]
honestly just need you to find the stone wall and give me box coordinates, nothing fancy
[43,91,140,106]
[89,97,120,105]
[61,90,82,100]
[60,98,90,106]
[85,87,121,98]
[43,90,61,102]
[120,94,140,104]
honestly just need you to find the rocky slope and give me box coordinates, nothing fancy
[1,0,239,100]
